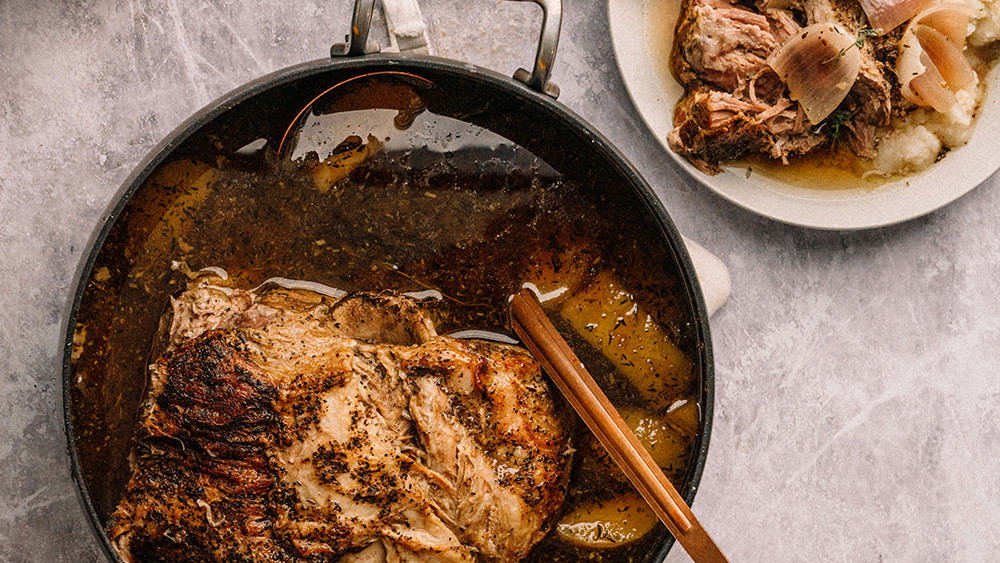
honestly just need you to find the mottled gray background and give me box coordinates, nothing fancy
[1,0,998,561]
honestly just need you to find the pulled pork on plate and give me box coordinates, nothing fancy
[108,273,571,562]
[668,0,988,175]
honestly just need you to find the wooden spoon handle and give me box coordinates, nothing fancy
[510,288,728,563]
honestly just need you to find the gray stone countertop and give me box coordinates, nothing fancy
[1,0,998,561]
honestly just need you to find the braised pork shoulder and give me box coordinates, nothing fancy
[108,274,571,562]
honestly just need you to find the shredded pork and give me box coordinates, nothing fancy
[669,0,902,172]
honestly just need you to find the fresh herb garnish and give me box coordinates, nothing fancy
[823,28,878,63]
[826,109,853,142]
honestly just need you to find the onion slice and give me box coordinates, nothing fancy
[767,24,861,124]
[914,25,976,91]
[897,4,976,111]
[858,0,933,34]
[913,3,973,44]
[908,52,959,111]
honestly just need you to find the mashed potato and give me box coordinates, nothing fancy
[869,86,982,176]
[869,0,996,177]
[870,125,943,176]
[969,0,1000,47]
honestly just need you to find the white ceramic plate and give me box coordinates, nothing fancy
[607,0,1000,230]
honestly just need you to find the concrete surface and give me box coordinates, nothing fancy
[1,0,998,561]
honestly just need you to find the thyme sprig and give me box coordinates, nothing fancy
[823,28,878,64]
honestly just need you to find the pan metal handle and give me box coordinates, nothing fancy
[332,0,562,99]
[332,0,380,56]
[509,0,561,98]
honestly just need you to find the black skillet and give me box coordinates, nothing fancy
[62,0,715,560]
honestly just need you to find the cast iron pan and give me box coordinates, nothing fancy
[62,0,714,560]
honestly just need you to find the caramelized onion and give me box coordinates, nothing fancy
[858,0,933,34]
[897,4,976,111]
[767,24,861,124]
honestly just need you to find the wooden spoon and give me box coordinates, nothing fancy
[509,288,729,563]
